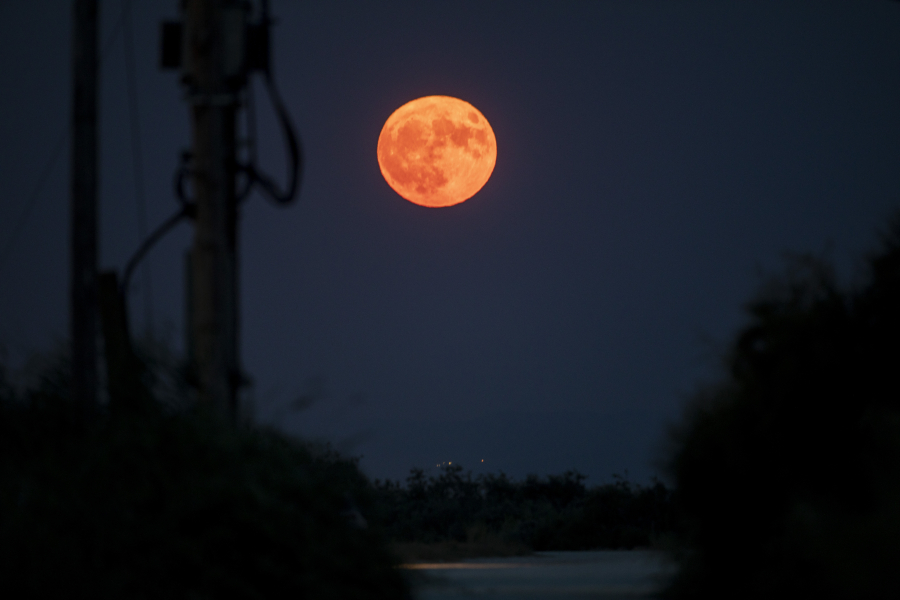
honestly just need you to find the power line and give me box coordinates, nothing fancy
[122,0,153,337]
[100,2,128,58]
[0,129,68,273]
[0,3,130,275]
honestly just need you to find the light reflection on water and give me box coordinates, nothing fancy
[406,550,676,600]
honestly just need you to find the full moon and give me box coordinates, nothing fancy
[377,96,497,208]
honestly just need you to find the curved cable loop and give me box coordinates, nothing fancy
[246,69,302,205]
[241,0,302,206]
[120,205,193,299]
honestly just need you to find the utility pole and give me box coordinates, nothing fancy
[161,0,297,422]
[183,0,244,421]
[71,0,99,413]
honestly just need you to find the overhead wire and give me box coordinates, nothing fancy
[122,0,154,336]
[121,207,190,299]
[0,4,131,275]
[0,130,68,273]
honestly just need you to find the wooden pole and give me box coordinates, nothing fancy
[71,0,99,412]
[183,0,242,421]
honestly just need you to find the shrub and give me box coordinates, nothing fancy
[0,359,409,600]
[664,218,900,599]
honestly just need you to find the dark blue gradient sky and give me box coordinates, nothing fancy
[1,1,899,483]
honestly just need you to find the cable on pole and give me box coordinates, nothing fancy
[120,204,193,300]
[242,69,302,205]
[237,0,303,206]
[122,0,154,335]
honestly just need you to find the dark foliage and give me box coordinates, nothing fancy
[665,218,900,599]
[0,362,409,600]
[532,475,675,551]
[374,465,675,551]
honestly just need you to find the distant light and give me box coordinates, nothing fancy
[481,459,484,462]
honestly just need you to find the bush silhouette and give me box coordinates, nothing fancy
[374,465,674,551]
[665,219,900,599]
[0,357,409,599]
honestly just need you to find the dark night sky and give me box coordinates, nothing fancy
[1,1,899,483]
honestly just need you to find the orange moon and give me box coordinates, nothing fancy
[377,96,497,208]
